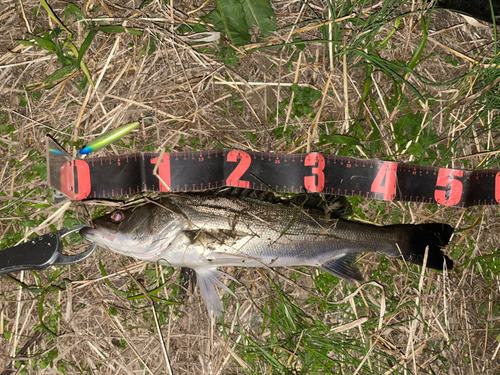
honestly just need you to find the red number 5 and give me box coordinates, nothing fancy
[434,168,463,206]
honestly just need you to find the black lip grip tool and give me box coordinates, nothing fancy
[0,225,96,276]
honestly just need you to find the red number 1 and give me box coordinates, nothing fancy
[151,154,171,192]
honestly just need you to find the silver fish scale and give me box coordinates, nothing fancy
[154,195,399,268]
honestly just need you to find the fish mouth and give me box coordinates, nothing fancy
[79,226,98,242]
[79,226,132,252]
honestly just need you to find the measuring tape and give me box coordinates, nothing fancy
[46,138,499,208]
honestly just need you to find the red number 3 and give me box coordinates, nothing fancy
[304,153,325,192]
[434,168,463,206]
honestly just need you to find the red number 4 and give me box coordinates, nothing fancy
[370,162,397,201]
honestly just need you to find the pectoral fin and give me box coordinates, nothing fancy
[194,267,238,319]
[319,254,363,282]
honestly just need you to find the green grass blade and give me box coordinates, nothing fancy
[404,16,428,77]
[16,40,38,48]
[98,25,127,33]
[40,0,71,34]
[99,260,129,296]
[39,292,58,337]
[78,28,97,67]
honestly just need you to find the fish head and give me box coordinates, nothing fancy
[79,203,186,261]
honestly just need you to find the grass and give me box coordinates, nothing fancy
[0,0,499,373]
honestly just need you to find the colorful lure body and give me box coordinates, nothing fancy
[78,122,139,155]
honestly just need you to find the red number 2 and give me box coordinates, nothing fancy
[434,168,463,206]
[226,150,251,188]
[371,161,397,201]
[304,153,325,192]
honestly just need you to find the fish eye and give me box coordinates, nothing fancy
[110,211,124,223]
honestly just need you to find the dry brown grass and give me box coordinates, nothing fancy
[0,0,499,373]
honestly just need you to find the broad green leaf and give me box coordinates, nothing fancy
[45,65,75,83]
[241,0,276,37]
[128,28,143,36]
[328,135,361,146]
[407,142,423,157]
[205,0,250,47]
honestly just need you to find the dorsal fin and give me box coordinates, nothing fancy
[211,187,352,218]
[290,194,352,218]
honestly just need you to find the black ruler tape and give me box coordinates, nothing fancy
[48,149,500,208]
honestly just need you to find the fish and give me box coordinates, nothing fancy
[80,190,454,318]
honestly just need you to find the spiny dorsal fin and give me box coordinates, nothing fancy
[290,194,352,218]
[213,187,352,218]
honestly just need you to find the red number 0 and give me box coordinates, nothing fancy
[226,150,251,188]
[151,154,171,192]
[370,161,397,201]
[60,160,91,200]
[434,168,463,206]
[304,153,325,192]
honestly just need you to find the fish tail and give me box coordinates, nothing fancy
[392,223,454,271]
[319,223,454,282]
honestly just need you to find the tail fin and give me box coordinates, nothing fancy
[394,223,454,270]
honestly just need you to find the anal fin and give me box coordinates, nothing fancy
[319,254,363,282]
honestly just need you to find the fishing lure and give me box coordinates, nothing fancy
[78,122,139,155]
